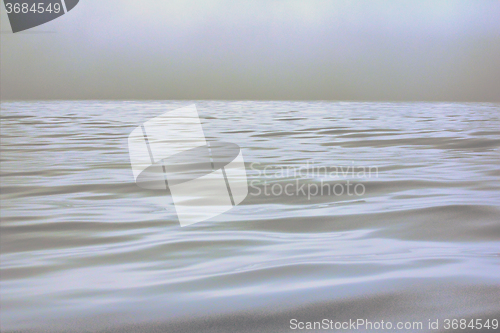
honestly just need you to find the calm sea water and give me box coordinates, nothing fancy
[1,101,499,332]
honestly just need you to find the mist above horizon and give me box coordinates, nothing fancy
[1,0,499,102]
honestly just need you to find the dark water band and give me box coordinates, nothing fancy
[136,142,241,190]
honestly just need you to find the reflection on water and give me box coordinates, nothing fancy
[1,101,499,332]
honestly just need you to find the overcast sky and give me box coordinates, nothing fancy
[1,0,499,101]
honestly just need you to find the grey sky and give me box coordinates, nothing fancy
[1,0,499,101]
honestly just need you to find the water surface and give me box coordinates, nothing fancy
[1,101,499,332]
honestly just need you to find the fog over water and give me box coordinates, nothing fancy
[1,0,499,101]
